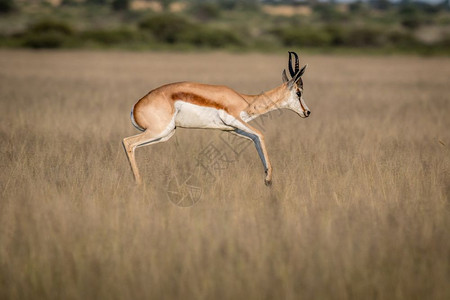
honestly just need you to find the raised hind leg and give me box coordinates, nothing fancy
[123,129,175,185]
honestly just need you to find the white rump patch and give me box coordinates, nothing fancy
[130,105,145,131]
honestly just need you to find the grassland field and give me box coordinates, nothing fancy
[0,50,449,299]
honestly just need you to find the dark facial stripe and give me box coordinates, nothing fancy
[297,90,306,112]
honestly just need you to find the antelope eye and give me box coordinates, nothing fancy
[296,91,302,97]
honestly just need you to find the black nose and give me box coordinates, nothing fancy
[305,110,311,117]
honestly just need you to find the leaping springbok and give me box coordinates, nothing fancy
[123,51,310,186]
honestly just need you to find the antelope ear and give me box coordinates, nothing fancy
[288,64,308,89]
[294,64,308,83]
[298,64,307,77]
[282,69,289,83]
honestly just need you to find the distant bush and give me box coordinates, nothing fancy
[0,1,448,53]
[184,27,243,48]
[159,0,175,11]
[399,4,424,30]
[386,30,417,47]
[276,27,332,47]
[0,0,15,14]
[348,1,368,14]
[112,0,130,11]
[22,19,74,48]
[138,13,242,48]
[217,0,259,11]
[324,25,349,46]
[28,19,74,36]
[22,32,68,48]
[313,3,346,22]
[439,34,450,47]
[60,0,80,6]
[416,2,441,14]
[82,28,140,46]
[401,15,423,30]
[344,27,385,47]
[274,24,403,48]
[370,0,391,11]
[85,0,108,5]
[190,2,221,21]
[139,14,195,44]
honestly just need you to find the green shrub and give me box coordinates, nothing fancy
[386,30,417,47]
[82,28,139,45]
[139,13,194,44]
[313,3,346,22]
[324,25,349,46]
[217,0,259,11]
[344,27,385,47]
[22,32,68,48]
[399,4,424,30]
[138,13,244,47]
[401,16,423,30]
[85,0,108,5]
[277,27,332,47]
[159,0,175,11]
[112,0,130,11]
[0,0,15,14]
[28,19,74,36]
[22,19,75,48]
[190,2,221,21]
[60,0,80,6]
[438,34,450,48]
[370,0,391,11]
[349,1,368,13]
[275,25,389,48]
[183,27,243,48]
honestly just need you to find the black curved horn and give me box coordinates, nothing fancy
[288,51,299,77]
[288,52,295,77]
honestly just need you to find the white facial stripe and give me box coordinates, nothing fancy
[300,97,309,113]
[286,89,309,117]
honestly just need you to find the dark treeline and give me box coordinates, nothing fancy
[0,0,449,54]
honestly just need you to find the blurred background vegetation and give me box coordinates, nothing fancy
[0,0,449,54]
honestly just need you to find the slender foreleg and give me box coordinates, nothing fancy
[222,116,273,186]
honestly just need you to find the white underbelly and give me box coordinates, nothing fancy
[174,101,234,130]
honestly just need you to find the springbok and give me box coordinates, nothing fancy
[123,51,310,186]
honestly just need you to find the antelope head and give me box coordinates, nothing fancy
[282,51,311,118]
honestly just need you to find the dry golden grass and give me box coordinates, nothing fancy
[0,50,449,300]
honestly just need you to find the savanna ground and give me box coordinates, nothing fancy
[0,50,449,299]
